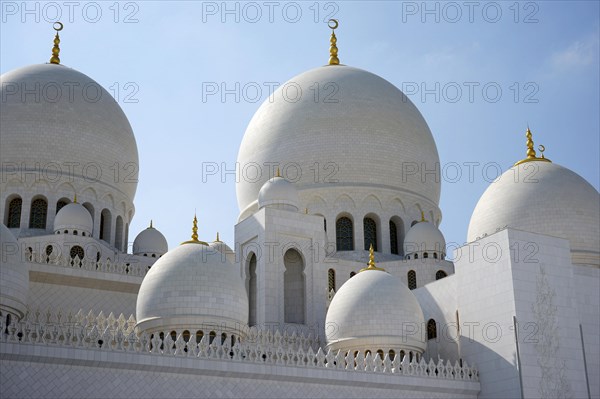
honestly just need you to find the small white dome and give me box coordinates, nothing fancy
[209,235,235,264]
[136,242,248,334]
[468,161,600,266]
[325,268,426,354]
[257,176,299,211]
[404,220,446,258]
[0,223,29,319]
[53,202,93,236]
[133,224,168,257]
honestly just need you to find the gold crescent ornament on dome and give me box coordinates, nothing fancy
[328,19,340,65]
[49,21,63,64]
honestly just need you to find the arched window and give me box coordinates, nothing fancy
[124,223,129,252]
[328,269,336,292]
[209,331,216,344]
[377,349,384,360]
[423,252,429,259]
[70,245,84,267]
[433,253,438,259]
[115,216,123,251]
[363,217,377,251]
[29,198,48,229]
[408,270,417,290]
[390,220,398,255]
[336,217,354,251]
[99,209,111,243]
[55,199,69,214]
[427,319,437,340]
[247,253,257,327]
[284,249,305,324]
[195,330,204,343]
[435,270,447,280]
[45,245,53,263]
[324,218,327,231]
[389,349,396,361]
[6,197,22,228]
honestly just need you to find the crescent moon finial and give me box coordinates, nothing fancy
[49,21,63,64]
[327,19,340,65]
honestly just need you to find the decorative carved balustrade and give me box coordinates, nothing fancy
[0,308,478,381]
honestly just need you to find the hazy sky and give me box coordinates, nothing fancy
[1,1,599,255]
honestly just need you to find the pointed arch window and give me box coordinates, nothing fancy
[390,220,398,255]
[436,270,447,280]
[328,269,336,292]
[363,217,377,251]
[247,253,257,327]
[336,217,354,251]
[6,197,22,228]
[29,198,48,229]
[408,270,417,290]
[427,319,437,340]
[284,249,305,324]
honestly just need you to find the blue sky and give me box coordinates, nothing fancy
[1,1,599,253]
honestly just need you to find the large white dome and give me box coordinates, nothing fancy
[325,268,426,354]
[0,223,29,319]
[136,242,248,334]
[468,161,600,266]
[236,65,440,220]
[0,63,139,201]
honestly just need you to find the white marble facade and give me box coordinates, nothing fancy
[0,27,598,399]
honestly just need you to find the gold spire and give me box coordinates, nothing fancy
[275,167,281,178]
[420,211,426,222]
[49,22,63,64]
[215,232,221,242]
[514,127,551,166]
[327,19,340,65]
[359,244,386,273]
[181,214,208,245]
[73,194,77,204]
[149,220,153,228]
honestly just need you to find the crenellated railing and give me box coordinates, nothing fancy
[0,308,478,381]
[27,251,149,278]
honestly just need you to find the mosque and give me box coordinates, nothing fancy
[0,21,598,399]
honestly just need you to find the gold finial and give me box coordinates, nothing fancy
[73,194,77,203]
[514,127,552,166]
[305,208,309,214]
[420,211,427,222]
[328,19,340,65]
[215,232,221,242]
[275,167,281,178]
[49,22,63,64]
[149,220,153,228]
[359,244,386,273]
[181,214,208,245]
